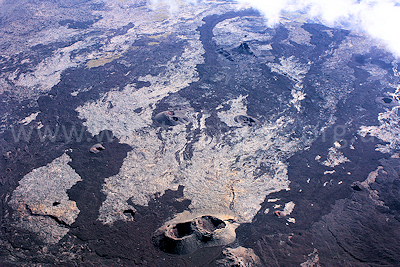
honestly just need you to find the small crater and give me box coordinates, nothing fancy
[382,97,392,104]
[376,96,398,107]
[200,216,226,232]
[134,107,142,113]
[234,115,258,127]
[351,182,362,191]
[274,210,281,216]
[52,202,60,206]
[170,222,193,238]
[233,42,254,56]
[153,215,235,255]
[90,144,105,153]
[193,216,226,242]
[154,110,188,127]
[123,209,135,218]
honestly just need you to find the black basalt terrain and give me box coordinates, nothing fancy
[1,1,400,266]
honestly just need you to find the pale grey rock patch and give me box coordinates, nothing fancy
[213,16,274,61]
[281,201,295,216]
[284,22,314,46]
[181,121,296,223]
[362,63,389,82]
[267,56,310,112]
[1,0,235,100]
[217,95,249,127]
[218,246,261,267]
[98,126,187,224]
[3,38,100,100]
[213,16,272,49]
[94,0,235,32]
[360,166,386,206]
[14,41,88,95]
[98,104,312,224]
[19,112,40,125]
[95,67,326,223]
[0,0,89,55]
[8,154,81,244]
[359,105,400,154]
[300,248,321,267]
[76,37,205,140]
[274,201,295,219]
[321,147,350,168]
[287,217,296,223]
[268,55,310,83]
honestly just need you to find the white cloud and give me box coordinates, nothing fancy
[236,0,400,57]
[149,0,199,13]
[147,0,400,56]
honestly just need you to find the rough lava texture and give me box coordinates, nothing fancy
[1,0,400,266]
[8,154,81,243]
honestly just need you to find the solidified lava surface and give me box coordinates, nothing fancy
[1,1,400,266]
